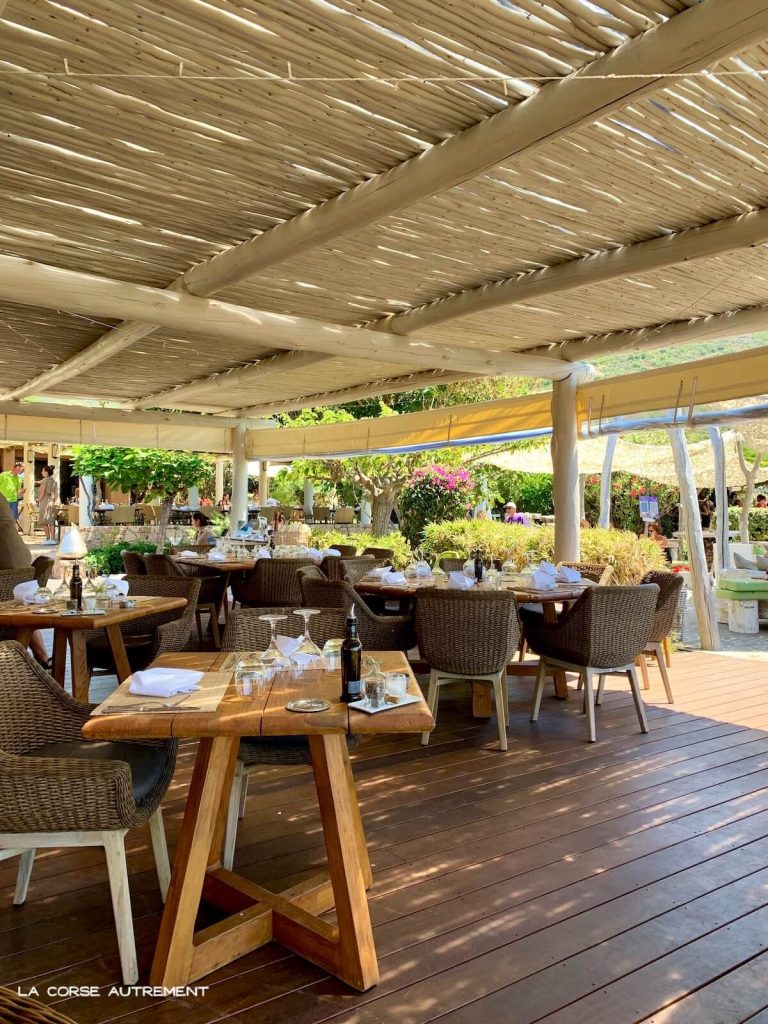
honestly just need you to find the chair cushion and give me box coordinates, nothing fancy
[718,577,768,594]
[239,734,360,766]
[87,634,154,671]
[23,741,167,803]
[733,552,758,570]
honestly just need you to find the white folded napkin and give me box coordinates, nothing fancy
[556,565,581,583]
[415,563,432,577]
[97,575,130,595]
[369,565,393,577]
[275,635,301,656]
[382,570,407,585]
[207,550,226,561]
[179,549,198,558]
[532,569,556,590]
[306,547,323,560]
[254,547,271,559]
[448,572,475,590]
[537,561,557,578]
[13,581,39,605]
[323,548,341,557]
[129,668,202,697]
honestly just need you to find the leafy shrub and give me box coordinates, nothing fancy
[498,470,554,515]
[420,520,664,583]
[719,507,768,541]
[306,528,413,568]
[399,465,476,547]
[83,541,169,576]
[583,473,679,534]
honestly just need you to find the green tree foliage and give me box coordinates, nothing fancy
[71,445,210,551]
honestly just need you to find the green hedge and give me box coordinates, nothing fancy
[719,507,768,541]
[83,541,169,576]
[306,528,413,569]
[420,520,665,584]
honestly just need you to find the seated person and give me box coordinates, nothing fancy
[504,501,527,525]
[648,521,672,562]
[756,494,767,509]
[192,511,216,545]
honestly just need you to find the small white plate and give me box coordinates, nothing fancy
[349,693,420,714]
[285,698,333,713]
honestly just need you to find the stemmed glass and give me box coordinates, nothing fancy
[258,613,291,673]
[292,608,323,658]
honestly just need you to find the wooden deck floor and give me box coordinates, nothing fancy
[3,650,768,1024]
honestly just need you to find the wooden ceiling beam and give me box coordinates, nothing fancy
[0,256,571,387]
[377,207,768,335]
[7,0,764,400]
[536,304,768,362]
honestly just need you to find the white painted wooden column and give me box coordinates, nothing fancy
[668,428,719,650]
[214,458,225,503]
[21,446,35,535]
[708,427,729,574]
[360,499,372,527]
[187,486,200,509]
[231,424,249,529]
[259,461,269,505]
[598,434,618,529]
[79,475,94,527]
[303,479,314,519]
[578,474,587,523]
[551,371,584,563]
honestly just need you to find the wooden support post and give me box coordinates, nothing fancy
[668,428,719,650]
[551,372,582,563]
[708,427,729,574]
[79,474,94,527]
[214,458,225,504]
[598,434,617,529]
[231,424,248,530]
[303,479,314,520]
[736,438,764,543]
[259,461,269,506]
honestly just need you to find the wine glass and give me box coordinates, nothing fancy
[258,613,291,673]
[292,608,323,658]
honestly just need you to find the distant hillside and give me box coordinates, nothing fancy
[593,332,768,378]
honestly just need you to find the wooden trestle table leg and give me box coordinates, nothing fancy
[149,733,378,992]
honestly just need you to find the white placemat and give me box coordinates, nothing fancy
[91,671,231,715]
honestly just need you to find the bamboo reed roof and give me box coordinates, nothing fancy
[7,0,768,415]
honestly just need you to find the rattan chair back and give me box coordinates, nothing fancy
[121,575,200,635]
[0,567,35,600]
[438,556,465,573]
[331,544,357,557]
[222,606,347,651]
[415,590,521,676]
[120,551,146,575]
[525,584,659,669]
[640,571,685,643]
[232,557,316,608]
[30,556,54,586]
[141,553,181,576]
[557,561,614,585]
[361,547,394,563]
[0,984,77,1023]
[320,555,376,583]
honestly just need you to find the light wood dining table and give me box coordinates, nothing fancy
[83,649,434,991]
[0,595,187,702]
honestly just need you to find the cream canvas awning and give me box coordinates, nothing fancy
[478,433,768,488]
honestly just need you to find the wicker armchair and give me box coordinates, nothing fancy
[320,554,376,583]
[522,584,659,742]
[147,553,228,648]
[637,571,685,703]
[219,608,358,870]
[415,590,521,751]
[557,561,614,585]
[299,576,416,651]
[0,568,36,644]
[30,556,54,586]
[361,546,394,564]
[331,544,357,557]
[0,641,175,983]
[438,556,465,573]
[120,550,146,575]
[230,557,316,609]
[0,987,76,1023]
[86,576,201,674]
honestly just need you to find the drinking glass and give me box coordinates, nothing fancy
[385,671,408,703]
[258,613,291,674]
[235,656,270,697]
[292,608,323,658]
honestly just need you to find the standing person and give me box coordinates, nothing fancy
[0,463,25,531]
[648,520,672,562]
[36,465,58,545]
